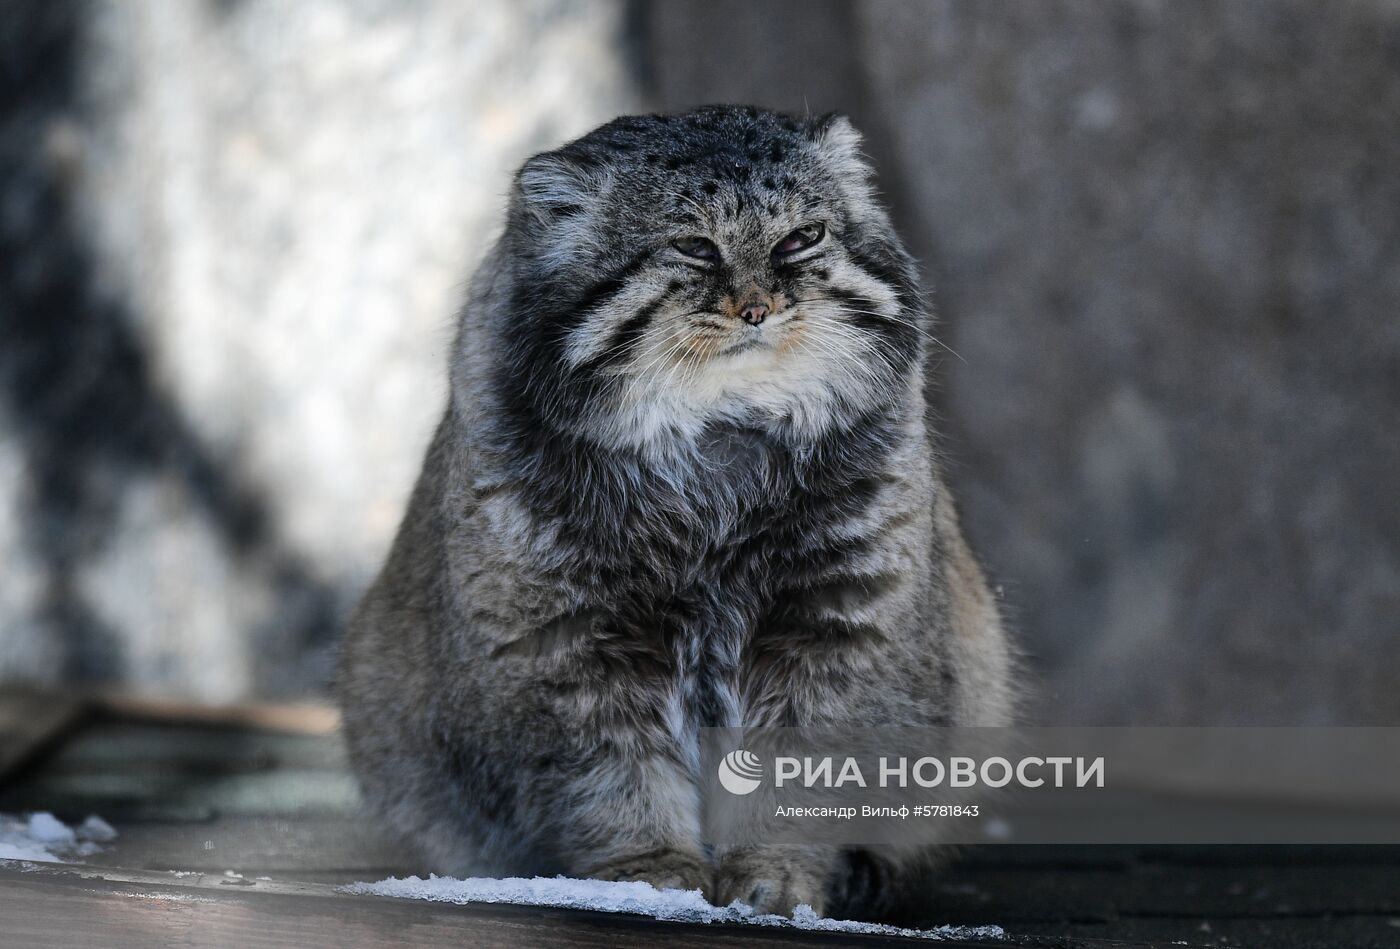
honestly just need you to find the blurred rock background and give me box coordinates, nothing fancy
[2,0,1396,723]
[0,0,638,700]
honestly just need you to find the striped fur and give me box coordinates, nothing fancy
[337,106,1013,919]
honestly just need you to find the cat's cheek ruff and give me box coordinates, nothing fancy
[569,288,922,454]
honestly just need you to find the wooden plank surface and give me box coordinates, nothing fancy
[4,696,1400,947]
[0,863,1031,949]
[0,689,87,782]
[93,694,340,735]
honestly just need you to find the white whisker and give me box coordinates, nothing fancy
[798,297,967,365]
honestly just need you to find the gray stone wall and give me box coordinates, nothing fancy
[2,0,1396,722]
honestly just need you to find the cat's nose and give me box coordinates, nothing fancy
[739,302,769,326]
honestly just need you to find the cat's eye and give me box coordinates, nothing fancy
[672,236,719,261]
[773,223,825,257]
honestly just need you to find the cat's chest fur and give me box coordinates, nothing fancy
[559,422,794,584]
[541,424,808,726]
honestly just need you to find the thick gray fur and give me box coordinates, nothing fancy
[338,105,1013,919]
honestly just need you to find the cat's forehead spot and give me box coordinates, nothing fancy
[593,108,812,173]
[664,180,805,233]
[572,107,843,234]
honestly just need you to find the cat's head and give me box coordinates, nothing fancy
[497,105,927,449]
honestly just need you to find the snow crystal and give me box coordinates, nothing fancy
[342,874,1004,941]
[0,812,117,864]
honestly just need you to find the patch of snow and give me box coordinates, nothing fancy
[0,841,58,862]
[0,812,117,864]
[342,874,1004,942]
[78,815,118,843]
[25,812,75,844]
[117,891,216,904]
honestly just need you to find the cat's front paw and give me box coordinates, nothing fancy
[715,853,827,917]
[583,849,712,895]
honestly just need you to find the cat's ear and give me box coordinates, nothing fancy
[806,113,880,214]
[806,113,864,166]
[514,151,608,229]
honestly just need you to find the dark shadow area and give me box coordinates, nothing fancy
[0,0,338,693]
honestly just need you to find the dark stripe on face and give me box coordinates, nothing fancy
[580,290,671,371]
[826,287,883,327]
[845,243,919,312]
[826,286,919,353]
[563,250,654,331]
